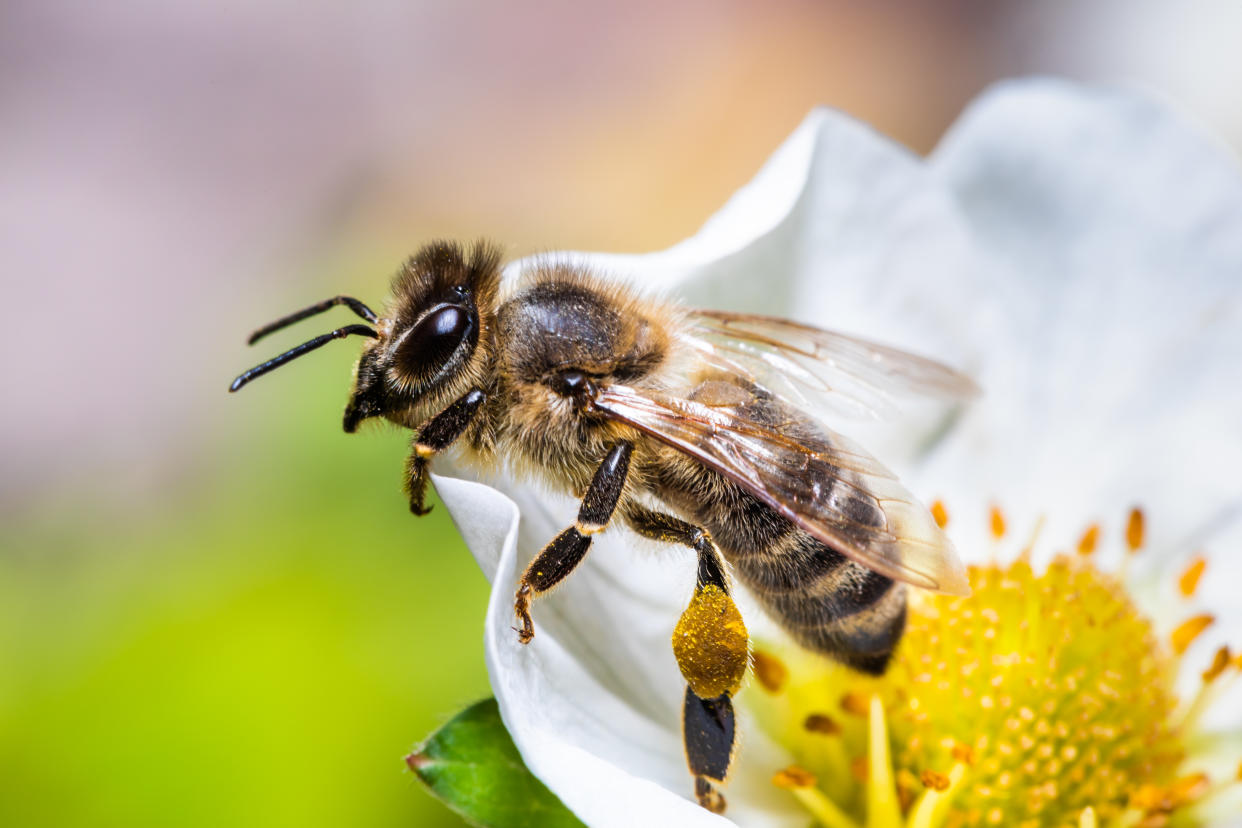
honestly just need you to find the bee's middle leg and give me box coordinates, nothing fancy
[514,440,633,644]
[625,506,747,814]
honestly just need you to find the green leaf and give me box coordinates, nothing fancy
[408,698,585,828]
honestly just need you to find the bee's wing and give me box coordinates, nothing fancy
[684,310,979,420]
[594,384,970,596]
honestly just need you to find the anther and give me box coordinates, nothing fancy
[751,650,787,693]
[1178,556,1206,598]
[931,500,949,529]
[1125,507,1145,553]
[989,506,1006,540]
[840,692,869,717]
[772,766,817,789]
[1202,646,1231,683]
[1076,524,1099,556]
[921,769,951,791]
[803,713,841,735]
[1171,614,1214,655]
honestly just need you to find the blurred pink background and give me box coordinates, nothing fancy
[5,0,1242,513]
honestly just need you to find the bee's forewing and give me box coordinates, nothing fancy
[594,384,971,596]
[685,310,978,421]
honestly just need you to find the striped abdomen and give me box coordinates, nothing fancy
[677,479,906,675]
[648,382,907,675]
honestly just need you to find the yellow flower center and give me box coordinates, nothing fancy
[748,508,1239,828]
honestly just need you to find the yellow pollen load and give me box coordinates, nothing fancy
[745,510,1238,828]
[672,584,748,699]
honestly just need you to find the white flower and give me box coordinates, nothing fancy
[433,78,1242,826]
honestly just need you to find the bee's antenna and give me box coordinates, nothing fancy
[247,296,379,345]
[230,324,379,392]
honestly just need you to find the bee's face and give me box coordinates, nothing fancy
[344,241,502,432]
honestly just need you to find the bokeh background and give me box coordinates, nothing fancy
[3,2,1241,826]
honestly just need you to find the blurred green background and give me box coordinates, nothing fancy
[3,2,1241,826]
[0,348,489,827]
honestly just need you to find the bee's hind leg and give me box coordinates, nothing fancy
[625,506,747,813]
[684,689,735,814]
[513,441,633,643]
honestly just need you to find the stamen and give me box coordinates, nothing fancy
[772,765,816,788]
[930,500,948,529]
[909,762,968,828]
[750,540,1228,828]
[1178,556,1206,598]
[1151,773,1210,811]
[1202,646,1231,683]
[867,695,902,826]
[1076,524,1100,557]
[840,692,869,717]
[772,767,860,828]
[1171,614,1215,655]
[751,650,787,693]
[1125,507,1145,553]
[989,506,1006,540]
[920,769,950,791]
[803,713,841,736]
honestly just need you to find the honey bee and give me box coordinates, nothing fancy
[230,240,974,813]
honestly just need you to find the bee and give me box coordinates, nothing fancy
[230,240,974,814]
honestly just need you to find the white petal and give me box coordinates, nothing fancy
[922,79,1242,561]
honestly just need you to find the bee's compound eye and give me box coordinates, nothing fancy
[395,304,475,379]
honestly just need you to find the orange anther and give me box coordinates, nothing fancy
[1167,773,1209,806]
[951,743,976,765]
[803,713,841,735]
[1076,524,1100,556]
[1202,646,1231,683]
[921,769,951,791]
[772,765,817,789]
[1171,614,1214,655]
[1178,556,1206,597]
[751,650,788,693]
[990,506,1006,540]
[840,692,869,717]
[931,500,949,529]
[1125,508,1145,553]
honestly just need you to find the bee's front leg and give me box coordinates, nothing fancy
[513,440,633,644]
[625,506,746,814]
[404,389,486,515]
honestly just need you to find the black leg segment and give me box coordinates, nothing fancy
[625,506,729,593]
[684,688,735,814]
[577,442,633,530]
[514,441,633,643]
[404,389,486,515]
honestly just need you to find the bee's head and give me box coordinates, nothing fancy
[229,240,502,433]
